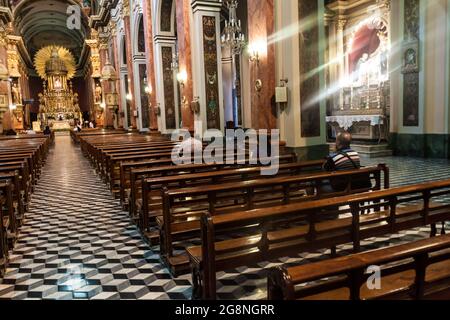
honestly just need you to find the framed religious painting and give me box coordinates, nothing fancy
[105,93,118,106]
[402,41,419,74]
[0,94,8,107]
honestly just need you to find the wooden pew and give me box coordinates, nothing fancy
[0,162,31,205]
[125,153,298,214]
[0,192,7,277]
[188,178,450,299]
[138,159,323,237]
[160,165,388,275]
[268,233,450,300]
[0,171,24,226]
[0,181,16,249]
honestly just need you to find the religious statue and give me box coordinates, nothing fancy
[354,53,369,84]
[54,77,62,89]
[11,82,21,105]
[95,83,103,104]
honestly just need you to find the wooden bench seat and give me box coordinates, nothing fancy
[187,178,450,299]
[160,165,388,275]
[268,234,450,300]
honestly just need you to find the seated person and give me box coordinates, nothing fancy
[43,126,51,135]
[321,132,371,193]
[307,132,366,196]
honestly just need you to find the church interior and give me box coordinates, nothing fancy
[1,0,450,302]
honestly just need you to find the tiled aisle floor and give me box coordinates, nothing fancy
[0,135,450,300]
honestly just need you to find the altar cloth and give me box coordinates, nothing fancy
[326,115,384,130]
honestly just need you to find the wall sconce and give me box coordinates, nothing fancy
[176,70,188,88]
[248,40,266,65]
[191,97,200,115]
[126,93,133,101]
[154,103,161,116]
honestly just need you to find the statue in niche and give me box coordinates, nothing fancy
[11,82,21,105]
[405,48,417,67]
[354,53,369,84]
[54,77,62,89]
[95,83,103,104]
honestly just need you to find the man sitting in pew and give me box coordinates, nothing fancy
[309,132,370,195]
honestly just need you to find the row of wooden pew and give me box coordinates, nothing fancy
[79,130,450,300]
[0,132,54,276]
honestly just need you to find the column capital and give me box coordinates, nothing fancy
[337,19,347,31]
[121,0,130,18]
[191,0,222,13]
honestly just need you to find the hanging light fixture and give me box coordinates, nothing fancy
[221,0,246,55]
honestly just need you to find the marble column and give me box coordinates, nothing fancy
[99,44,115,129]
[221,47,234,123]
[123,2,137,129]
[142,0,158,131]
[191,0,224,133]
[247,0,276,130]
[110,21,124,129]
[336,19,346,107]
[176,0,194,131]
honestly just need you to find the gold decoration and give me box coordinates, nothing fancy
[34,46,76,80]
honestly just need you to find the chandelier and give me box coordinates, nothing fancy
[221,0,246,55]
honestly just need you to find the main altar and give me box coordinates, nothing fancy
[34,46,81,130]
[325,4,390,143]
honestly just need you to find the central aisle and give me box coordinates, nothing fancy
[0,134,191,300]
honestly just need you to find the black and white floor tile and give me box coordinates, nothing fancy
[0,135,449,300]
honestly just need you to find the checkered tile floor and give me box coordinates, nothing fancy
[0,135,449,300]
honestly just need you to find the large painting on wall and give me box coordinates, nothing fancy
[202,16,221,130]
[162,46,176,130]
[403,0,420,127]
[299,0,320,137]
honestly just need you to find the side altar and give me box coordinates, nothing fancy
[325,7,391,144]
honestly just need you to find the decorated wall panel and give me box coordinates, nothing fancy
[161,46,176,129]
[139,64,150,129]
[403,0,420,127]
[202,16,220,130]
[299,0,320,137]
[160,0,173,33]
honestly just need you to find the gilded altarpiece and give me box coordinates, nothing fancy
[161,46,176,129]
[202,16,221,130]
[299,0,321,137]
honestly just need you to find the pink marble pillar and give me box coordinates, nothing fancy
[109,32,123,129]
[176,0,194,131]
[99,48,114,129]
[124,15,137,129]
[247,0,276,130]
[142,0,158,131]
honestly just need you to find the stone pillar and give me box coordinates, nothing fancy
[247,0,276,130]
[122,0,137,129]
[221,47,234,123]
[142,0,158,131]
[110,20,124,129]
[86,30,102,123]
[191,0,224,133]
[176,0,194,131]
[99,29,115,129]
[336,18,346,107]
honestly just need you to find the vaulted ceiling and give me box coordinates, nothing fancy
[13,0,90,65]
